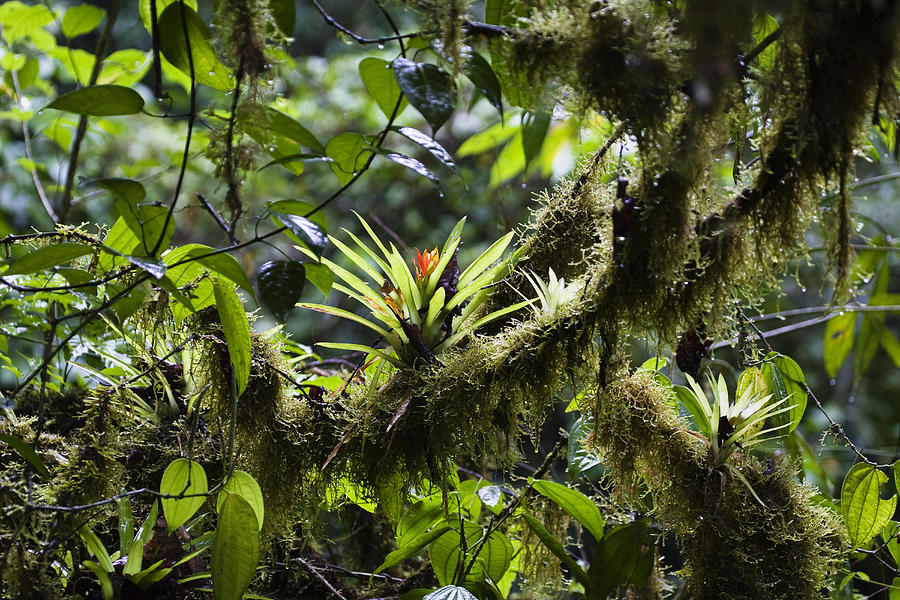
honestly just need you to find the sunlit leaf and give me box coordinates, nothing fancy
[532,480,605,542]
[213,279,251,397]
[4,243,93,276]
[376,525,452,574]
[392,126,459,176]
[212,492,260,600]
[841,462,897,548]
[62,4,105,38]
[0,432,50,477]
[216,470,264,530]
[360,57,408,119]
[160,458,207,533]
[824,312,855,377]
[760,352,807,433]
[157,3,232,91]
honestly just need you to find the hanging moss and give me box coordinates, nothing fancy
[591,369,845,599]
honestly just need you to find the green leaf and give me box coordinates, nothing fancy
[423,586,478,600]
[124,501,158,576]
[488,128,525,187]
[376,525,453,574]
[257,260,305,321]
[45,84,144,116]
[463,52,503,118]
[118,496,135,555]
[588,521,654,599]
[216,470,264,530]
[62,4,105,37]
[532,480,605,542]
[83,560,114,600]
[157,3,232,91]
[398,497,445,548]
[429,521,483,586]
[0,432,50,477]
[212,492,260,600]
[271,211,328,256]
[883,520,900,568]
[477,486,503,515]
[266,200,328,231]
[270,0,295,35]
[326,132,372,185]
[824,312,856,377]
[457,120,517,157]
[521,111,551,167]
[521,514,591,590]
[841,462,897,548]
[303,262,334,298]
[239,104,324,155]
[638,356,669,372]
[855,313,883,379]
[567,415,602,477]
[212,279,251,397]
[79,525,114,573]
[760,352,807,433]
[4,242,93,276]
[393,59,457,133]
[479,530,514,582]
[360,57,408,119]
[393,126,459,176]
[164,244,254,300]
[97,177,174,256]
[160,458,208,532]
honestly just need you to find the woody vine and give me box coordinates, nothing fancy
[1,0,900,599]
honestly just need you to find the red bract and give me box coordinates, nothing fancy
[415,247,440,280]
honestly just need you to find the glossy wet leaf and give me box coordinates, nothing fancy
[532,480,605,541]
[423,586,477,600]
[375,148,439,184]
[160,458,208,532]
[213,278,251,397]
[216,470,264,530]
[270,211,328,256]
[392,126,459,175]
[360,57,408,119]
[4,242,93,276]
[393,58,456,132]
[45,84,144,116]
[477,485,503,514]
[212,492,260,600]
[257,260,305,321]
[841,462,897,548]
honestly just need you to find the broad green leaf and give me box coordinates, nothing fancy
[393,59,457,133]
[423,586,477,600]
[429,521,483,586]
[488,128,525,187]
[94,177,146,204]
[883,330,900,367]
[398,497,445,547]
[750,14,779,69]
[479,530,514,582]
[98,49,153,86]
[216,470,264,530]
[79,525,114,573]
[4,243,93,276]
[97,177,174,256]
[271,211,328,257]
[160,458,208,532]
[157,3,232,91]
[62,4,105,37]
[638,356,669,371]
[164,244,254,300]
[841,462,897,548]
[522,111,551,167]
[45,85,144,116]
[457,120,517,157]
[520,514,591,590]
[736,366,767,400]
[239,104,324,160]
[463,52,503,118]
[855,313,883,379]
[376,525,453,574]
[270,0,295,35]
[212,279,251,397]
[532,480,605,542]
[760,352,807,433]
[393,126,459,176]
[0,2,54,45]
[588,521,654,599]
[824,312,855,377]
[359,57,408,119]
[212,492,260,600]
[257,260,305,321]
[326,132,372,185]
[0,432,50,477]
[138,0,197,33]
[891,577,900,600]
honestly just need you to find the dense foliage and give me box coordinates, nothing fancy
[2,0,900,599]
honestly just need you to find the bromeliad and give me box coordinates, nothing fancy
[297,213,530,368]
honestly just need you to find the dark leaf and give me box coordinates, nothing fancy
[463,52,503,118]
[522,111,551,167]
[257,260,305,321]
[392,58,457,133]
[45,84,144,116]
[270,210,328,256]
[675,327,711,378]
[0,432,50,478]
[270,0,295,35]
[588,521,654,598]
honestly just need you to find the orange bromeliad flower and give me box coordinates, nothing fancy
[415,247,440,280]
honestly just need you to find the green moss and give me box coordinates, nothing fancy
[592,369,845,599]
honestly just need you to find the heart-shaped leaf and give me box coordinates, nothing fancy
[392,58,456,132]
[257,260,305,321]
[160,458,207,532]
[842,462,897,548]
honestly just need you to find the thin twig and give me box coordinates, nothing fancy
[10,71,56,223]
[196,193,237,244]
[309,0,428,45]
[295,555,349,600]
[59,0,122,223]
